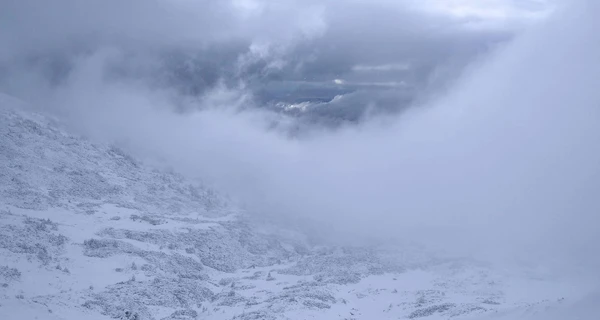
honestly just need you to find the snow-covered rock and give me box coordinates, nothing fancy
[0,95,591,319]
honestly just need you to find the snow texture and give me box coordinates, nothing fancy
[0,94,596,319]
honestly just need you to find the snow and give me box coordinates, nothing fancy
[0,95,596,319]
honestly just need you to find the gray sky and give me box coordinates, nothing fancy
[0,0,552,123]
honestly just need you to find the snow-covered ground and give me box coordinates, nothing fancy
[0,94,596,319]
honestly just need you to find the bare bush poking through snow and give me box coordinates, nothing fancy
[0,266,21,283]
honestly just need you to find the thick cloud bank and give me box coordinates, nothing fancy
[2,0,598,276]
[0,0,521,124]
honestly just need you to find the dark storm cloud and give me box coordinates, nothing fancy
[292,2,510,79]
[0,0,240,55]
[0,0,526,123]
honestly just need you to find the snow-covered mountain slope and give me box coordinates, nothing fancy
[0,94,594,319]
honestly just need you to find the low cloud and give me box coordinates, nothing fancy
[2,0,597,277]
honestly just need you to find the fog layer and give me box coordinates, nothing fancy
[2,1,598,275]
